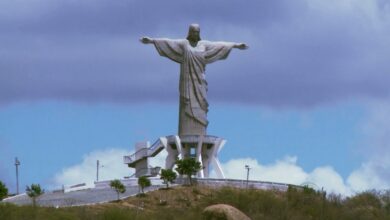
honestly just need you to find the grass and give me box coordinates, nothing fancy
[1,186,390,220]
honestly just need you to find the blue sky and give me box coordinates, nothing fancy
[1,0,390,195]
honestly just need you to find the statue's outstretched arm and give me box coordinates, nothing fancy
[233,43,249,50]
[140,36,154,44]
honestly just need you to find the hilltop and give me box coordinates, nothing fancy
[1,185,390,220]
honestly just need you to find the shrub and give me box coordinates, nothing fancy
[0,181,8,201]
[110,179,126,201]
[138,176,151,194]
[160,169,177,189]
[175,158,201,185]
[26,184,44,206]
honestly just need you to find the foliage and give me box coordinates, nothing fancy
[175,158,202,185]
[160,169,177,189]
[26,184,44,206]
[138,176,151,194]
[0,180,8,201]
[110,179,126,201]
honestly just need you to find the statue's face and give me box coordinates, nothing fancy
[189,27,200,39]
[187,24,201,42]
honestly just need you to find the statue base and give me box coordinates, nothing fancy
[124,135,226,178]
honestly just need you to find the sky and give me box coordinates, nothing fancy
[1,0,390,196]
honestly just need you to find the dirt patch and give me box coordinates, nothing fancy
[203,204,251,220]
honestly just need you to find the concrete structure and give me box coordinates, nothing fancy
[124,24,247,178]
[124,139,165,178]
[124,135,226,178]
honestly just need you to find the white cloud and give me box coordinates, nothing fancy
[347,161,390,192]
[53,147,389,196]
[53,102,390,196]
[307,166,351,195]
[214,154,387,196]
[218,156,307,185]
[345,101,390,193]
[52,147,167,188]
[214,156,351,195]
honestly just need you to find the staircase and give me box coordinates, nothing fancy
[123,137,167,178]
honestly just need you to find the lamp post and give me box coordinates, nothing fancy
[96,160,104,182]
[15,157,20,195]
[96,160,100,182]
[245,165,251,189]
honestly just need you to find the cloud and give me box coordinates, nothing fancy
[52,148,167,188]
[213,101,390,195]
[1,0,390,108]
[52,144,389,196]
[214,153,390,196]
[213,156,351,195]
[345,101,390,193]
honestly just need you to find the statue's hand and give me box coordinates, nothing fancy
[140,37,153,44]
[235,43,248,50]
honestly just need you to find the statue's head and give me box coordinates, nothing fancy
[187,23,201,42]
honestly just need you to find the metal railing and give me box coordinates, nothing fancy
[124,139,164,164]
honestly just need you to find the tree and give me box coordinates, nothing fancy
[26,184,44,206]
[160,169,177,189]
[138,176,151,194]
[110,179,126,201]
[0,181,8,201]
[175,158,202,185]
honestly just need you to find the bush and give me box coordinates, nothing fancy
[0,181,8,201]
[26,184,44,206]
[110,179,126,201]
[138,176,151,194]
[160,169,177,189]
[175,158,201,185]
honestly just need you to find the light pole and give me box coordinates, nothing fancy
[245,165,251,189]
[15,157,20,194]
[96,160,100,182]
[96,160,104,182]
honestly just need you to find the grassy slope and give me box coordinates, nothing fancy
[1,185,390,220]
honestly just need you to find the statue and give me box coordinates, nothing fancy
[141,24,248,136]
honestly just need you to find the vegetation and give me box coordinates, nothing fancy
[26,184,44,206]
[110,179,126,201]
[175,158,202,185]
[160,169,177,189]
[0,181,8,201]
[138,176,151,194]
[1,186,390,219]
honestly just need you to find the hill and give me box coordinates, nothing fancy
[1,185,390,220]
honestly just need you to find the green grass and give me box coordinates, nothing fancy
[1,186,390,220]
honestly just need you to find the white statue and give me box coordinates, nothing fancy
[141,24,248,136]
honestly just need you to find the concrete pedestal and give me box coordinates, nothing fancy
[164,135,225,178]
[124,135,226,179]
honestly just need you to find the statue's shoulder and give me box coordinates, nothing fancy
[199,40,212,44]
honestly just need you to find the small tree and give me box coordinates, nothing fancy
[26,184,44,206]
[110,179,126,201]
[175,158,202,185]
[0,181,8,201]
[160,169,177,189]
[138,176,151,194]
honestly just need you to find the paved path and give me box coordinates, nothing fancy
[2,178,296,207]
[3,185,162,207]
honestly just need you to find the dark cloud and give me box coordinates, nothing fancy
[1,0,390,108]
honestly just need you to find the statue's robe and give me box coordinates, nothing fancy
[153,39,235,136]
